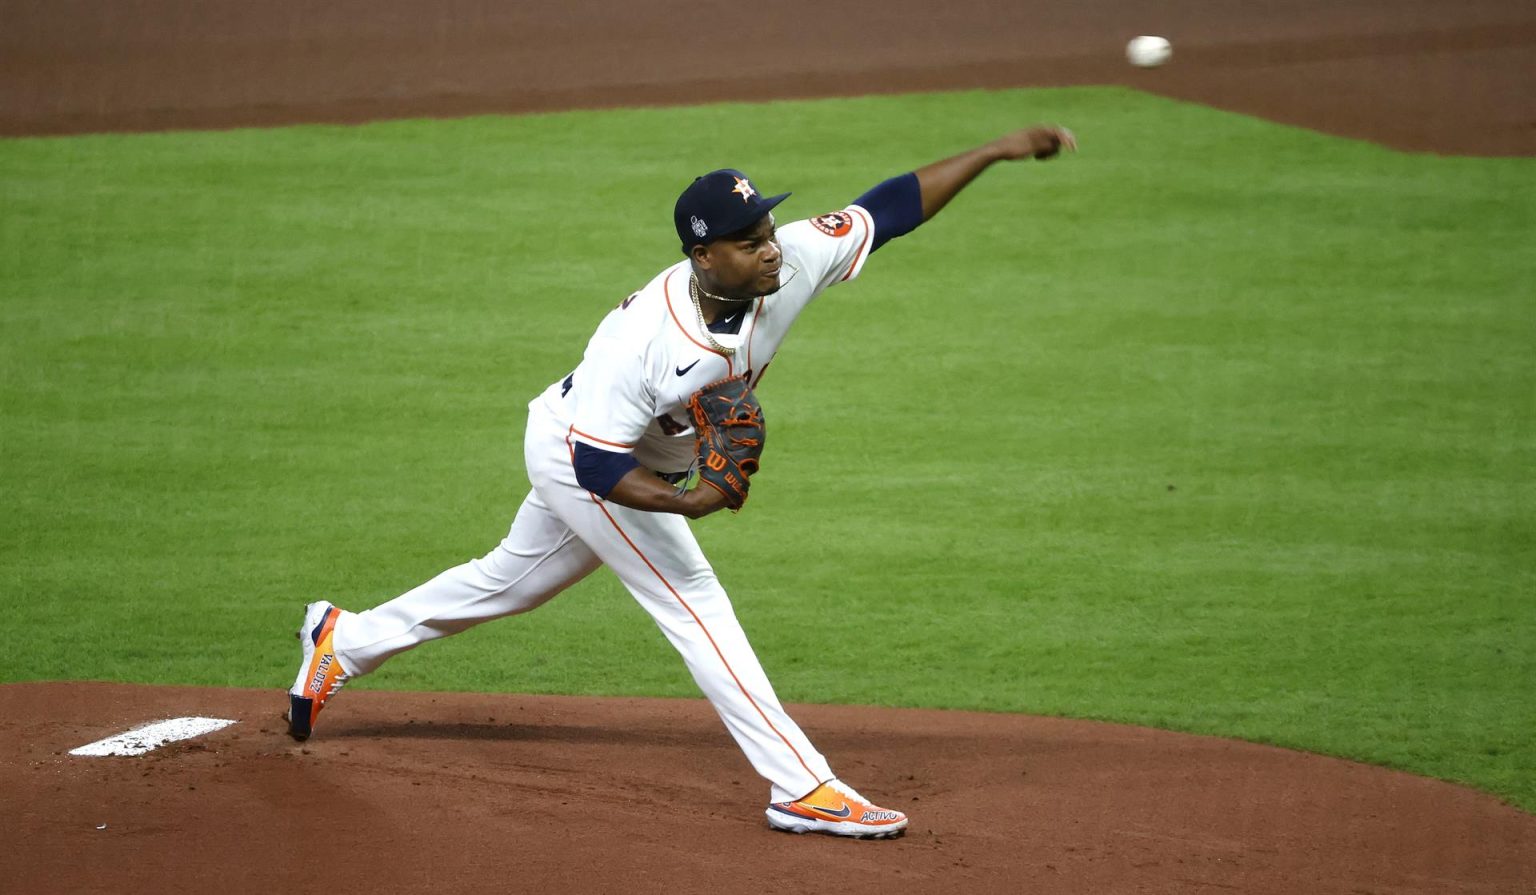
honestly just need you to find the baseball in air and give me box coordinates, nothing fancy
[1126,35,1172,68]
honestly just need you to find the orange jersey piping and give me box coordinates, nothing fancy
[569,426,636,451]
[664,268,735,371]
[840,206,874,282]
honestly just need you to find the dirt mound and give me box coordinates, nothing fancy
[3,681,1531,893]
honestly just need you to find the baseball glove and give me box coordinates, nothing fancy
[687,375,765,510]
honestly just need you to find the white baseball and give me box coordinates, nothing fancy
[1126,35,1172,68]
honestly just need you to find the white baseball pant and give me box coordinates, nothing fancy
[329,402,833,803]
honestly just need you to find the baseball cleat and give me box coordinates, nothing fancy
[286,601,350,741]
[765,779,908,839]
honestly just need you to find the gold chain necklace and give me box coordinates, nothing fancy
[689,275,738,356]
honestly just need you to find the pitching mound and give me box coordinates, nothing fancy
[3,682,1531,893]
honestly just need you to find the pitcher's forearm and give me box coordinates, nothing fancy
[913,144,1008,220]
[603,467,730,519]
[914,126,1077,221]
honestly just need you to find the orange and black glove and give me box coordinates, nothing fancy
[687,376,765,511]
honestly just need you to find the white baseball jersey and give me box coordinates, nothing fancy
[543,206,876,474]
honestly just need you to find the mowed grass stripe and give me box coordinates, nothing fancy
[1,88,1531,809]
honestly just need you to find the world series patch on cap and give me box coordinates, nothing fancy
[674,168,791,251]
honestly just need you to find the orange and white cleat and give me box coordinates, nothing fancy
[766,779,909,839]
[286,601,350,741]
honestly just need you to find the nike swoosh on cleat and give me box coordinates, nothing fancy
[811,802,852,818]
[675,360,700,376]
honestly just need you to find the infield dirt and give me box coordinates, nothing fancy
[5,682,1534,894]
[3,1,1534,892]
[2,0,1533,154]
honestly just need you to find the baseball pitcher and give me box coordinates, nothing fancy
[286,124,1076,839]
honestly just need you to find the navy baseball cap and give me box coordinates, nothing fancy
[674,169,790,252]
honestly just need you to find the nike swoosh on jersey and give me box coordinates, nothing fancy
[675,360,700,376]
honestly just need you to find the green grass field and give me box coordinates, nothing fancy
[2,87,1532,810]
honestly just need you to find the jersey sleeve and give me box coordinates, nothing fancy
[777,205,877,293]
[567,337,655,453]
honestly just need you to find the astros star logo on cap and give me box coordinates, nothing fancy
[731,176,757,203]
